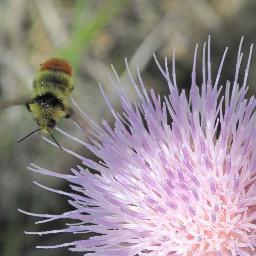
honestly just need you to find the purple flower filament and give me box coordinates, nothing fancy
[20,37,256,256]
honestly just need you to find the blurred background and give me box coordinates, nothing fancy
[0,0,255,255]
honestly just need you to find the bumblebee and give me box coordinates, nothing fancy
[18,58,74,149]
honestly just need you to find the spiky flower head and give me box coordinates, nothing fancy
[21,38,256,256]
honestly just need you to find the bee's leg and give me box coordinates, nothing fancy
[25,99,34,112]
[64,107,74,119]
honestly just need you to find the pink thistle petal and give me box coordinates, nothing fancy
[21,37,256,255]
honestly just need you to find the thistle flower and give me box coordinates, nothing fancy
[20,37,256,256]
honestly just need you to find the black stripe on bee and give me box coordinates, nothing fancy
[38,72,69,91]
[34,92,65,109]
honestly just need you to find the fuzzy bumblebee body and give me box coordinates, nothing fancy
[26,58,74,133]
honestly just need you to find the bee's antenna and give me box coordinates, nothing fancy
[48,130,63,150]
[17,128,41,143]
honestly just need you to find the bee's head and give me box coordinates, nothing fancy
[36,117,56,133]
[46,118,56,129]
[18,116,63,150]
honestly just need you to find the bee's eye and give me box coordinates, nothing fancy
[47,119,56,128]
